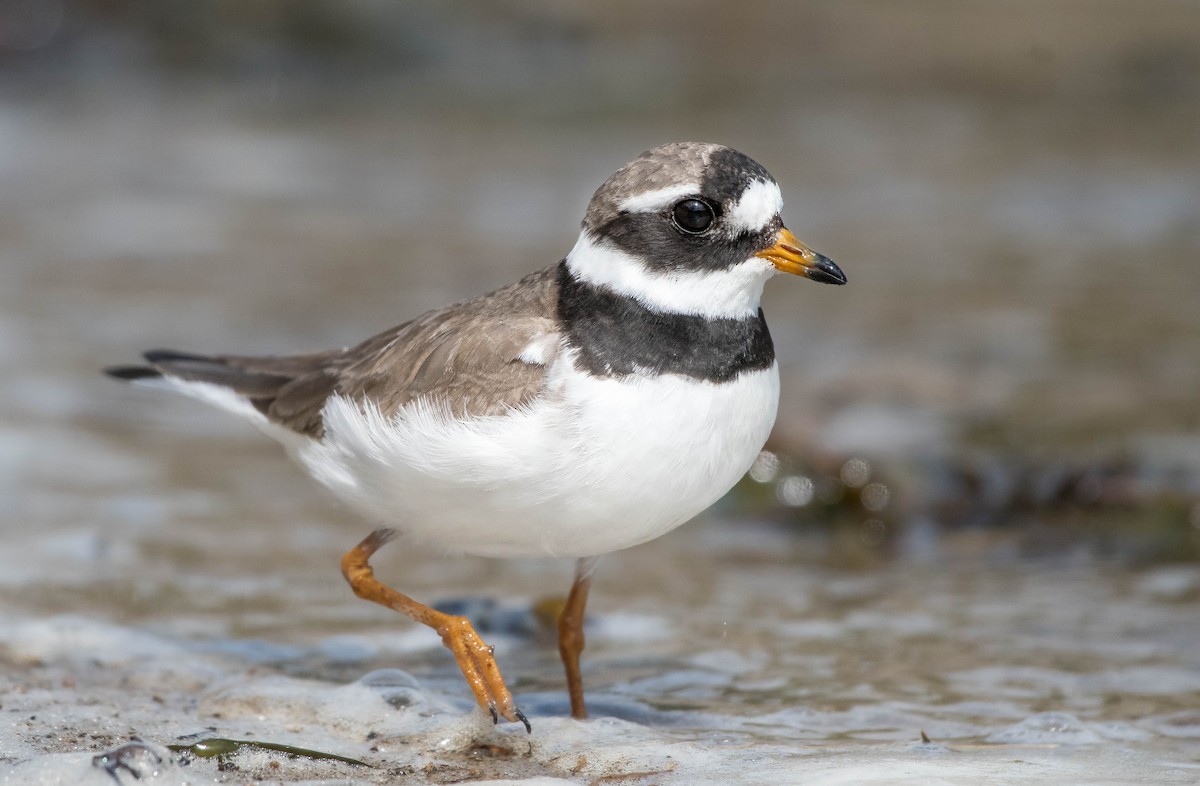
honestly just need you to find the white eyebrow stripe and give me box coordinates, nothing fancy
[618,183,702,214]
[726,179,783,234]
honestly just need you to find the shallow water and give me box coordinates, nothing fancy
[5,527,1200,783]
[4,3,1200,783]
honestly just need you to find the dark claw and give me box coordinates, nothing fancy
[362,528,397,551]
[515,707,532,734]
[489,705,499,725]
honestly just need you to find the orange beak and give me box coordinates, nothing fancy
[755,227,846,285]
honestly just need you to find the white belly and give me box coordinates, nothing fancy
[294,358,780,558]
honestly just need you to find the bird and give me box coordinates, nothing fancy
[106,142,846,731]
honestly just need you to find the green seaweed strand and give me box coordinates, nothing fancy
[167,738,370,767]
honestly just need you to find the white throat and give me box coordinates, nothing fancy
[564,232,775,319]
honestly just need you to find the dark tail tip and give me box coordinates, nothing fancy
[108,348,213,381]
[105,365,163,381]
[143,348,213,365]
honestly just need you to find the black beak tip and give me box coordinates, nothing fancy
[808,255,847,286]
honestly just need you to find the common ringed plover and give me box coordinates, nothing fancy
[107,142,846,730]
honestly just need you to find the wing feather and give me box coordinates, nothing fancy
[109,265,563,438]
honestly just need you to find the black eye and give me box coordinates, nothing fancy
[672,199,715,234]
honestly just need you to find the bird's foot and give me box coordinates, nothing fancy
[342,528,530,733]
[437,615,531,732]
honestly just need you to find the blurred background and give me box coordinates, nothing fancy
[2,2,1200,778]
[4,0,1198,566]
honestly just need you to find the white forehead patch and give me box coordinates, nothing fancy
[618,183,701,214]
[726,179,783,234]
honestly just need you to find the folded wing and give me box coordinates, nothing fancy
[106,266,563,438]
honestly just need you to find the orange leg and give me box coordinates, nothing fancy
[558,556,600,720]
[341,528,530,732]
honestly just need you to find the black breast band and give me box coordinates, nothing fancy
[556,261,775,382]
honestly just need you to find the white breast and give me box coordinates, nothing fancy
[294,355,780,559]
